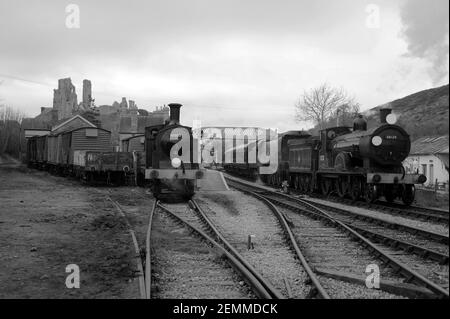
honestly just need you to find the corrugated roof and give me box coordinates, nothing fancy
[410,135,449,155]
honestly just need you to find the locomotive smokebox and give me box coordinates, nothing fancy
[168,103,182,125]
[380,108,392,124]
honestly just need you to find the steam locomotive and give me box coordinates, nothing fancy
[26,103,203,199]
[224,108,426,205]
[144,103,203,199]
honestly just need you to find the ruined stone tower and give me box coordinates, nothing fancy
[82,79,92,109]
[53,78,78,120]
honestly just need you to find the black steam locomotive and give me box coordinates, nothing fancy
[144,103,203,199]
[225,108,426,205]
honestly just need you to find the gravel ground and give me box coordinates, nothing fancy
[0,163,138,298]
[305,197,449,236]
[317,276,407,299]
[196,191,312,298]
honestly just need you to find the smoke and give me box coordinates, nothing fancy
[400,0,449,85]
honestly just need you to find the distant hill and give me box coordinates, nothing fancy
[364,84,449,140]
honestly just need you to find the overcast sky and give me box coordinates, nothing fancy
[0,0,448,131]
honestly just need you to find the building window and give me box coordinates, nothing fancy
[86,128,98,137]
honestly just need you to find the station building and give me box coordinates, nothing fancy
[403,135,449,190]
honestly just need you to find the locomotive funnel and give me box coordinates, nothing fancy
[168,103,182,125]
[380,108,392,124]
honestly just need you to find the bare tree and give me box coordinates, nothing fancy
[0,104,27,156]
[295,83,357,130]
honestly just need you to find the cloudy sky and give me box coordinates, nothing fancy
[0,0,448,131]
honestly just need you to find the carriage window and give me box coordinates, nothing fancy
[86,129,98,137]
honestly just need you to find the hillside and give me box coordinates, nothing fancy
[364,84,449,140]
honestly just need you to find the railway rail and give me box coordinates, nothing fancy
[297,198,449,250]
[226,177,449,299]
[317,194,449,225]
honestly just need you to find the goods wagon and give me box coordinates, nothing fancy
[57,127,112,175]
[73,150,133,184]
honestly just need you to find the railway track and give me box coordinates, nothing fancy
[150,201,263,299]
[221,171,448,225]
[226,178,449,299]
[297,198,449,252]
[193,194,329,299]
[224,178,449,263]
[108,196,267,298]
[105,188,297,299]
[316,194,449,225]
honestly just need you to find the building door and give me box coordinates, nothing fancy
[429,164,434,185]
[422,164,427,177]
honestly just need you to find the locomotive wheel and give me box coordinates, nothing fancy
[349,177,362,201]
[320,179,332,195]
[306,176,314,193]
[384,185,396,203]
[299,176,305,193]
[337,177,349,198]
[292,176,298,190]
[401,185,415,206]
[364,184,379,203]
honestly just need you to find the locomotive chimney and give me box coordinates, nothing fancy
[168,103,182,125]
[380,108,392,124]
